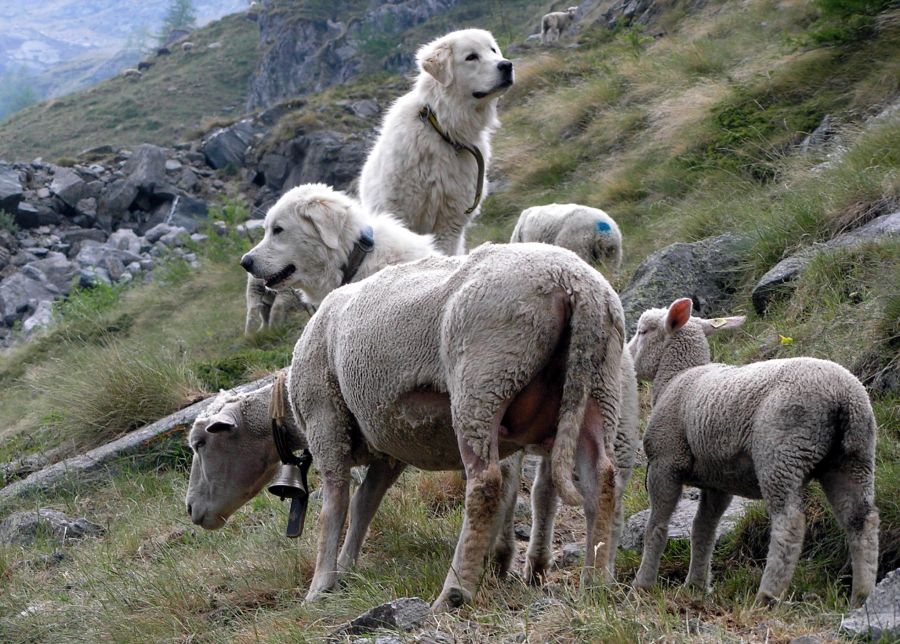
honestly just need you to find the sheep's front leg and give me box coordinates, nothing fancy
[433,435,502,612]
[337,459,406,573]
[305,473,350,602]
[524,456,559,584]
[634,462,682,589]
[608,465,633,578]
[576,402,617,587]
[685,489,732,590]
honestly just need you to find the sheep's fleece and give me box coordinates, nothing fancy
[629,298,879,607]
[359,29,513,255]
[289,242,625,610]
[510,203,623,272]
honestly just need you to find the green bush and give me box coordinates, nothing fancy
[0,209,17,233]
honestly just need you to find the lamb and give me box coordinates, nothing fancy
[541,6,580,45]
[121,68,142,80]
[285,243,625,610]
[181,41,195,52]
[510,203,623,273]
[628,297,879,606]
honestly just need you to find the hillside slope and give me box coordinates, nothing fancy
[0,13,259,160]
[0,0,898,641]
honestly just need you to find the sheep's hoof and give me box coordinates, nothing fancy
[432,586,471,612]
[523,558,549,585]
[754,590,779,608]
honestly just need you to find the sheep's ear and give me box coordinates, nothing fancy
[205,410,237,433]
[665,297,693,333]
[699,315,746,337]
[419,42,453,86]
[298,199,343,251]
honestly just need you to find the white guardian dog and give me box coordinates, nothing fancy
[359,29,514,255]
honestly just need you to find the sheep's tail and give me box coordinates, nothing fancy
[551,280,625,506]
[837,378,878,466]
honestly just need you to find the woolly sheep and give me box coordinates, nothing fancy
[121,68,142,80]
[288,243,625,610]
[510,203,623,273]
[628,297,879,606]
[541,6,579,45]
[181,41,195,52]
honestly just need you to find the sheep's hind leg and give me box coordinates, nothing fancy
[819,464,879,606]
[524,455,559,584]
[433,430,503,611]
[685,488,732,590]
[305,473,351,602]
[489,452,523,578]
[608,465,633,578]
[337,459,406,573]
[633,463,682,589]
[756,493,805,606]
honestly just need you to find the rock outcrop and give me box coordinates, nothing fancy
[840,568,900,639]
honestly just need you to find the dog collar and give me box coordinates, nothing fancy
[418,104,485,215]
[340,225,375,286]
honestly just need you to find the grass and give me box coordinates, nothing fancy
[0,0,899,640]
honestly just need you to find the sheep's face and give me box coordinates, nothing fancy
[418,29,513,101]
[185,392,280,530]
[628,298,746,382]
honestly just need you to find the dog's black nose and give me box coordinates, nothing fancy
[240,255,254,273]
[498,60,513,74]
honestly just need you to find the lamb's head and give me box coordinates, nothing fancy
[185,385,283,530]
[567,6,580,18]
[628,298,745,384]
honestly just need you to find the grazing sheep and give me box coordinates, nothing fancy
[181,41,195,52]
[244,276,307,334]
[628,297,879,606]
[287,243,625,610]
[156,46,171,56]
[137,60,154,72]
[121,68,142,80]
[510,203,623,273]
[541,6,580,45]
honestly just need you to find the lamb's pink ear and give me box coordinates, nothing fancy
[419,42,453,86]
[699,315,746,337]
[665,297,693,333]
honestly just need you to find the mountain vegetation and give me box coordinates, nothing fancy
[0,0,897,640]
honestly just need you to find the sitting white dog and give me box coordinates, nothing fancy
[359,29,514,255]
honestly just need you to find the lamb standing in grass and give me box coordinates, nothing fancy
[510,203,623,273]
[541,7,580,45]
[628,297,879,606]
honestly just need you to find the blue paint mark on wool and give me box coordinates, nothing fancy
[595,220,612,233]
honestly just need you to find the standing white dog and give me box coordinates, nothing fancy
[359,29,514,255]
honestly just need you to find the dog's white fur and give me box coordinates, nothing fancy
[241,183,438,305]
[359,29,513,255]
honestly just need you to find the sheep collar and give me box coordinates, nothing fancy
[418,104,485,215]
[269,370,313,538]
[340,226,375,286]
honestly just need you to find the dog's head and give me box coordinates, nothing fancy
[240,184,363,300]
[417,29,513,101]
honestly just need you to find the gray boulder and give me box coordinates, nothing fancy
[621,489,754,551]
[107,229,143,255]
[329,597,430,640]
[22,300,55,336]
[14,202,41,229]
[840,568,900,639]
[280,130,367,193]
[30,252,77,292]
[0,508,105,546]
[98,178,139,223]
[0,271,60,325]
[50,167,86,208]
[620,233,746,332]
[123,144,167,194]
[752,211,900,314]
[0,163,23,212]
[167,195,209,232]
[202,119,257,169]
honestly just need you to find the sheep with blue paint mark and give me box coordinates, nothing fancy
[510,203,622,273]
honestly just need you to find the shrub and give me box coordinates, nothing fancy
[0,209,17,233]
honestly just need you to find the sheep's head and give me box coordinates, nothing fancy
[185,385,282,530]
[567,6,580,17]
[628,298,745,383]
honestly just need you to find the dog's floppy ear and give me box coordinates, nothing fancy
[295,198,343,251]
[419,41,453,86]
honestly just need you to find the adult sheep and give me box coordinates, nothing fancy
[542,6,579,45]
[122,68,142,80]
[629,298,879,606]
[285,243,625,610]
[510,203,623,273]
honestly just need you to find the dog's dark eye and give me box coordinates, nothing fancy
[465,53,479,61]
[490,47,497,53]
[272,226,284,235]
